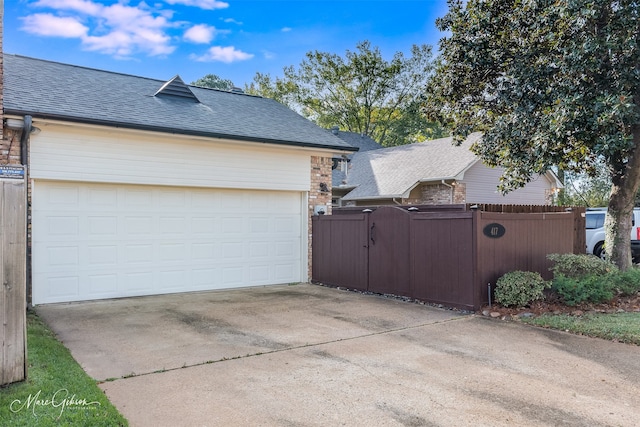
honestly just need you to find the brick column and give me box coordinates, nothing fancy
[452,182,466,204]
[308,156,332,280]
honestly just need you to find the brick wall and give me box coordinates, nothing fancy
[1,128,22,165]
[308,155,332,279]
[453,182,466,204]
[420,183,454,204]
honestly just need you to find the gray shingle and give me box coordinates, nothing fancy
[3,54,355,151]
[341,133,481,200]
[329,129,383,152]
[329,129,383,187]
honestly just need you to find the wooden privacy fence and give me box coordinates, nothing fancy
[1,176,27,386]
[312,204,584,310]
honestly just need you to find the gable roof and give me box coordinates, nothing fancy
[3,54,355,152]
[341,133,481,200]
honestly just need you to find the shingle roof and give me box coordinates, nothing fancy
[329,129,384,187]
[3,54,355,151]
[329,129,383,152]
[341,133,481,200]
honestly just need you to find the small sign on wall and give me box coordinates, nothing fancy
[483,222,506,239]
[0,165,25,180]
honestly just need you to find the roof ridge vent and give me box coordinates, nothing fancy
[154,75,199,102]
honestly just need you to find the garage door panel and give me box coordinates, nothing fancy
[89,274,117,295]
[125,272,154,294]
[33,181,303,304]
[46,185,80,206]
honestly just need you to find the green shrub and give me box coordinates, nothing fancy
[547,253,616,279]
[494,271,550,307]
[551,273,615,306]
[608,267,640,296]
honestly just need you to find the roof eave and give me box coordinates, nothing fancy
[342,193,407,201]
[8,110,358,152]
[417,176,460,184]
[544,170,564,188]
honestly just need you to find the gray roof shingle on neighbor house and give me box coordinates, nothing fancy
[341,133,481,200]
[329,129,383,187]
[329,128,383,152]
[3,54,356,152]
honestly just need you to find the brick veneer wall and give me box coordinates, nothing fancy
[1,128,22,164]
[420,183,454,204]
[452,182,466,204]
[308,156,332,279]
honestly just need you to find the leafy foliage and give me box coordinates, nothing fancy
[555,161,612,207]
[426,0,640,270]
[191,74,235,91]
[551,274,615,306]
[548,253,639,305]
[494,271,550,307]
[607,268,640,296]
[245,41,447,146]
[547,253,617,280]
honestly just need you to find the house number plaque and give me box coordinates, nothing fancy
[483,223,506,238]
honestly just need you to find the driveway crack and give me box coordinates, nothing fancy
[99,315,470,383]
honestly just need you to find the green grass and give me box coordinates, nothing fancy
[522,312,640,345]
[0,312,128,426]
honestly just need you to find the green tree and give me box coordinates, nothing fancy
[557,161,612,208]
[244,72,297,106]
[245,41,446,146]
[425,0,640,270]
[191,74,235,91]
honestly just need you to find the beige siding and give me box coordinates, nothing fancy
[30,123,311,191]
[462,162,554,205]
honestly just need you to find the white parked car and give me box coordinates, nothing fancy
[585,208,640,260]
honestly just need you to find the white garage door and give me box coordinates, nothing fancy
[32,181,304,304]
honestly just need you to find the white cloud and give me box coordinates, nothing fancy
[21,13,88,37]
[21,0,178,57]
[33,0,102,15]
[262,50,275,60]
[184,24,217,44]
[164,0,229,10]
[281,27,292,32]
[192,46,254,63]
[223,17,242,25]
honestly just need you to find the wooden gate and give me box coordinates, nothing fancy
[368,207,411,296]
[311,213,369,291]
[410,211,475,306]
[1,177,27,386]
[312,205,479,309]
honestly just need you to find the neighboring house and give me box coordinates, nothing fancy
[1,54,355,304]
[333,132,562,207]
[328,128,383,207]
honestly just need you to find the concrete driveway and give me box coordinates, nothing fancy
[37,283,640,427]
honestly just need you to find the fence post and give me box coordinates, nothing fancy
[1,177,27,385]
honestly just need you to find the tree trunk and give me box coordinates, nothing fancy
[606,127,640,270]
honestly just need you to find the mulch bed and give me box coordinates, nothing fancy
[481,291,640,319]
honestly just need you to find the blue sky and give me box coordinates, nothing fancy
[4,0,450,87]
